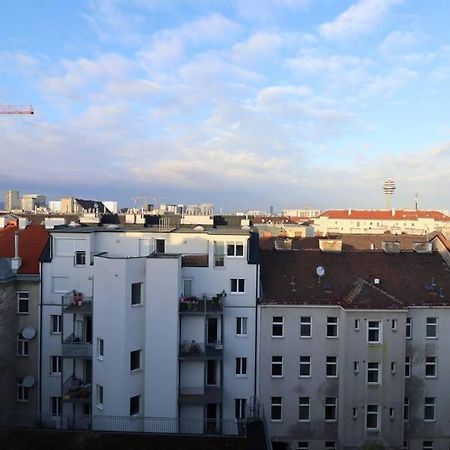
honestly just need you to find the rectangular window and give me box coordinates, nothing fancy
[406,317,412,339]
[405,356,411,378]
[298,397,310,422]
[300,316,311,338]
[130,395,140,416]
[271,396,282,421]
[402,441,408,450]
[230,278,245,294]
[368,321,382,344]
[325,397,337,421]
[155,239,165,254]
[325,443,336,450]
[75,250,86,265]
[17,379,29,402]
[235,398,246,419]
[17,291,29,314]
[424,397,435,421]
[97,338,104,359]
[404,397,409,422]
[326,356,338,377]
[326,317,338,338]
[298,442,309,450]
[392,319,397,330]
[51,315,62,333]
[17,333,29,356]
[214,241,225,267]
[389,408,395,420]
[272,356,283,377]
[131,282,142,305]
[130,350,141,371]
[182,278,193,297]
[235,357,247,376]
[272,316,284,337]
[366,404,379,430]
[423,441,434,450]
[227,242,244,257]
[236,317,248,336]
[96,384,104,408]
[391,361,396,373]
[352,407,358,419]
[367,362,381,384]
[426,318,438,338]
[425,356,437,378]
[353,361,359,373]
[50,356,61,374]
[354,319,360,331]
[299,356,311,377]
[51,396,62,416]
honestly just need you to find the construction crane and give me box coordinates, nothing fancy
[0,105,34,115]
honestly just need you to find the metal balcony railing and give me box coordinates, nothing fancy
[179,292,226,314]
[179,341,223,359]
[62,334,93,358]
[63,375,91,402]
[62,291,93,313]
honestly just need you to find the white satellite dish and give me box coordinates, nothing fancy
[22,327,36,340]
[316,266,325,277]
[23,375,35,388]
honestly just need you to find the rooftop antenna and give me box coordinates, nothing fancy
[383,178,396,210]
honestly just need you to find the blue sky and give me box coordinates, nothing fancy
[1,0,450,212]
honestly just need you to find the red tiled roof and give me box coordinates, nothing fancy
[320,209,450,221]
[0,224,49,274]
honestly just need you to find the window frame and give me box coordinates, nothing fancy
[50,355,62,375]
[16,291,30,314]
[97,338,104,360]
[50,314,62,334]
[366,404,379,430]
[17,333,29,357]
[300,316,311,338]
[236,317,248,336]
[226,242,244,257]
[298,397,310,422]
[426,317,438,339]
[406,317,412,339]
[96,384,104,410]
[326,317,338,338]
[405,356,411,378]
[326,356,338,378]
[131,282,143,306]
[17,379,29,402]
[404,397,409,422]
[50,396,62,416]
[367,320,382,344]
[424,397,435,422]
[299,356,311,378]
[367,362,381,385]
[230,278,245,294]
[130,349,142,372]
[272,316,284,338]
[271,396,282,422]
[130,394,141,416]
[74,250,86,266]
[271,355,283,378]
[235,357,248,377]
[155,239,165,254]
[298,442,309,450]
[325,397,337,422]
[425,356,437,378]
[235,398,247,419]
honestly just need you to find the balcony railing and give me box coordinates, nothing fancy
[62,334,93,358]
[179,292,225,314]
[181,254,209,267]
[178,386,222,405]
[63,375,91,402]
[179,341,223,359]
[62,291,93,313]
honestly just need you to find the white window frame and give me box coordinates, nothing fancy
[236,317,248,336]
[235,357,247,377]
[354,319,360,331]
[271,356,283,378]
[326,317,338,338]
[406,317,412,339]
[353,361,359,373]
[235,398,247,419]
[271,396,282,422]
[74,250,86,266]
[230,278,245,294]
[17,379,29,402]
[130,394,141,416]
[300,316,311,338]
[272,316,284,338]
[50,396,62,416]
[16,291,29,314]
[391,361,396,374]
[226,241,244,257]
[97,338,104,360]
[426,317,438,339]
[367,362,381,385]
[325,442,336,450]
[424,397,435,422]
[96,384,104,410]
[17,333,29,357]
[213,241,225,267]
[391,319,397,331]
[352,407,358,419]
[299,356,311,378]
[298,397,310,422]
[389,407,395,420]
[405,356,411,378]
[326,356,338,378]
[154,238,165,254]
[425,356,437,378]
[366,404,379,430]
[404,397,409,422]
[131,282,143,306]
[182,278,193,297]
[130,349,141,372]
[367,320,382,344]
[51,314,62,334]
[325,397,337,422]
[423,441,434,450]
[298,441,309,450]
[50,355,62,375]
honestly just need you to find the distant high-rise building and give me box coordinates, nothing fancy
[3,190,20,211]
[21,194,46,211]
[47,201,62,212]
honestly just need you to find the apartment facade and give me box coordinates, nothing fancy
[3,190,20,211]
[40,224,259,432]
[258,244,450,450]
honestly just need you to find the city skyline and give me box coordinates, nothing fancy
[1,0,450,210]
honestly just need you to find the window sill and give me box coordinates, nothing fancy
[50,373,61,377]
[230,292,246,295]
[326,336,339,339]
[326,375,338,379]
[271,336,284,339]
[131,369,143,374]
[131,303,144,308]
[271,375,284,379]
[236,335,248,338]
[299,336,312,339]
[299,376,312,379]
[235,374,248,378]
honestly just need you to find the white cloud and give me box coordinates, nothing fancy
[232,32,283,64]
[379,30,428,54]
[364,67,417,97]
[319,0,403,40]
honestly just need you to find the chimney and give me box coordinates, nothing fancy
[348,208,352,216]
[11,231,22,272]
[392,208,395,217]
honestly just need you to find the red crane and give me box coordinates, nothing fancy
[0,105,34,115]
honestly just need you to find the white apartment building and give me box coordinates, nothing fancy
[40,224,259,433]
[3,190,20,211]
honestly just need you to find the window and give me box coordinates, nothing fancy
[17,291,29,314]
[300,316,311,338]
[182,278,193,297]
[96,384,104,409]
[298,442,309,450]
[366,404,379,430]
[236,357,247,376]
[17,333,29,356]
[155,239,165,254]
[352,407,358,419]
[51,396,62,416]
[51,315,61,333]
[425,356,437,378]
[131,282,142,305]
[389,408,395,420]
[230,278,245,294]
[367,362,381,384]
[299,356,311,377]
[368,321,382,344]
[214,241,225,267]
[391,362,396,374]
[406,317,412,339]
[75,250,86,265]
[354,319,360,331]
[423,441,434,450]
[402,441,408,450]
[426,318,438,338]
[326,317,338,338]
[272,356,283,377]
[405,357,411,378]
[424,397,435,421]
[392,319,397,330]
[298,397,310,421]
[236,317,248,336]
[17,379,29,402]
[326,356,338,377]
[404,397,409,422]
[130,395,141,416]
[50,356,61,374]
[130,350,141,371]
[325,397,337,421]
[235,398,246,419]
[271,397,282,421]
[353,361,360,373]
[272,316,284,337]
[97,338,104,359]
[325,442,336,450]
[227,242,244,257]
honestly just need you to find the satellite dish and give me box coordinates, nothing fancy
[316,266,325,277]
[23,375,35,388]
[22,327,36,339]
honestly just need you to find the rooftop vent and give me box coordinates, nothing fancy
[319,239,342,253]
[382,241,401,254]
[413,242,432,253]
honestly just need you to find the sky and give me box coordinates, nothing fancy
[1,0,450,212]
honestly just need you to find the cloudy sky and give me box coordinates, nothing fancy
[1,0,450,212]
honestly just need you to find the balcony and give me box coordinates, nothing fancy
[62,334,93,359]
[63,376,91,402]
[63,291,93,313]
[181,254,209,267]
[179,341,223,360]
[178,386,222,405]
[179,292,225,315]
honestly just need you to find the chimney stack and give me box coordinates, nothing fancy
[11,231,22,272]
